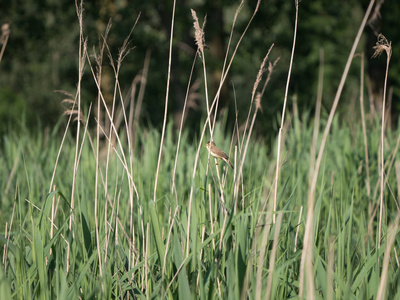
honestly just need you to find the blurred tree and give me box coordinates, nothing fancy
[0,0,399,139]
[0,0,79,134]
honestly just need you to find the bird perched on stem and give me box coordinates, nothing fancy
[205,141,234,169]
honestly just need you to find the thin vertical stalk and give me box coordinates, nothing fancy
[273,0,299,223]
[374,34,392,249]
[191,10,212,137]
[94,21,110,278]
[153,0,176,205]
[70,1,85,234]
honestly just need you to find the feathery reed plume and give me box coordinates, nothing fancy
[62,98,86,125]
[191,9,213,140]
[261,58,280,96]
[191,9,207,55]
[252,53,270,98]
[372,33,392,59]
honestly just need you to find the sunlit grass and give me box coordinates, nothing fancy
[1,113,399,298]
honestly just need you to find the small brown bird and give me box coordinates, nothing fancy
[205,141,234,169]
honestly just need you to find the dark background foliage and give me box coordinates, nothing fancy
[0,0,399,139]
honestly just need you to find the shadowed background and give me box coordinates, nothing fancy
[0,0,399,140]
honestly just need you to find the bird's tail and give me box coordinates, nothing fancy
[224,158,234,169]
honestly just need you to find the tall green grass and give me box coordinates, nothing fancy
[1,113,400,299]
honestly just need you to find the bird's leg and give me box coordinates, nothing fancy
[215,159,221,165]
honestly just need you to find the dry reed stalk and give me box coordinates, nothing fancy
[94,21,111,269]
[273,0,299,224]
[68,1,87,274]
[50,185,56,256]
[219,205,229,252]
[153,0,176,207]
[376,214,400,299]
[372,33,392,250]
[299,1,376,297]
